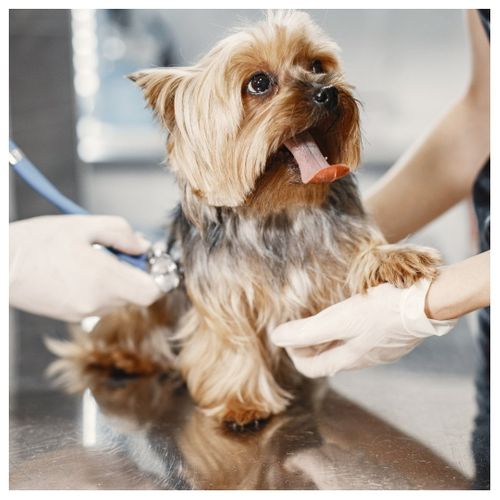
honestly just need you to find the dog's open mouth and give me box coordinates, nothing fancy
[268,131,350,184]
[284,131,350,184]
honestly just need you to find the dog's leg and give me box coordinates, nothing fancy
[347,231,442,294]
[177,310,292,430]
[46,290,188,377]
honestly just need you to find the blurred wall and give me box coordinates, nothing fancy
[9,10,78,392]
[10,10,80,220]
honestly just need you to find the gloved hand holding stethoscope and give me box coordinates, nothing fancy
[10,215,164,322]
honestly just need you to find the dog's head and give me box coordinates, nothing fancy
[130,11,360,211]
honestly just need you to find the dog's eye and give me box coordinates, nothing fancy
[247,73,272,95]
[312,60,325,74]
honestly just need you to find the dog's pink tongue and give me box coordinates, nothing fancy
[284,131,350,184]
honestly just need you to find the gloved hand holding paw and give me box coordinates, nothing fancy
[270,279,457,378]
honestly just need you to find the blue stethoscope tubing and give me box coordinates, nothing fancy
[9,139,149,272]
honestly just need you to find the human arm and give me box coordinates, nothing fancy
[366,10,490,243]
[9,215,163,322]
[425,250,489,320]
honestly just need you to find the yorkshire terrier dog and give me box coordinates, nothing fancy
[48,11,440,430]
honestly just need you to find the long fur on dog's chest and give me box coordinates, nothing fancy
[171,175,373,344]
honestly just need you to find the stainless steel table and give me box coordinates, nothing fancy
[10,321,476,490]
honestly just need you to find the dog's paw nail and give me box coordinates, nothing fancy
[223,417,269,433]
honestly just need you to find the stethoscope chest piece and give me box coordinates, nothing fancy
[148,241,182,293]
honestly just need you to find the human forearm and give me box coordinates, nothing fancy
[366,10,490,243]
[366,95,489,243]
[425,251,490,320]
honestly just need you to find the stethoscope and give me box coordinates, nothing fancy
[9,139,181,294]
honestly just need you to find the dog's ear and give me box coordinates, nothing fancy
[128,68,191,131]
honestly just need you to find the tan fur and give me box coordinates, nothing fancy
[47,11,440,427]
[348,240,441,293]
[243,164,330,215]
[46,291,187,381]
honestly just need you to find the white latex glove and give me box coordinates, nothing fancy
[9,215,163,322]
[270,279,457,378]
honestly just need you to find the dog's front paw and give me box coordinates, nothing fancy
[351,244,442,293]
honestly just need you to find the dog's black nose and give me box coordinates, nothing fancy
[313,85,339,110]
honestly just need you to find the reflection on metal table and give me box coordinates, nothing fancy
[10,333,475,490]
